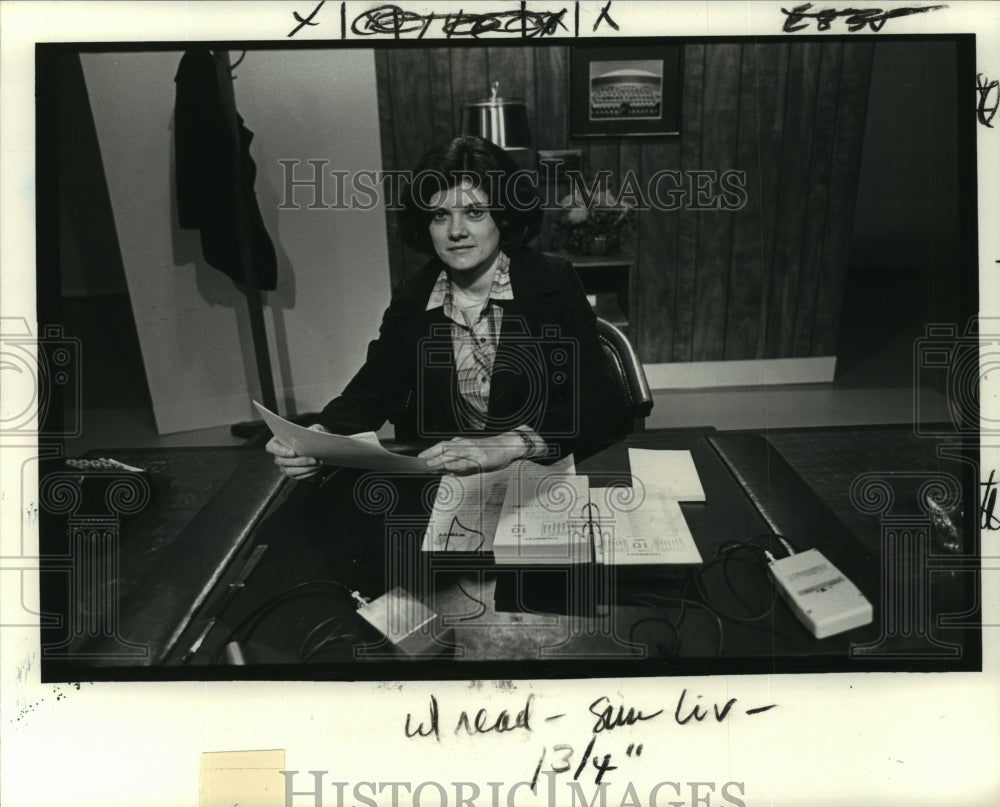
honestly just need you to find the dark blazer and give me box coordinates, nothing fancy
[316,248,629,457]
[174,48,278,290]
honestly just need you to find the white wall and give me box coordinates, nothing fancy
[81,49,391,433]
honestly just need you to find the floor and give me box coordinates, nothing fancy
[647,322,951,431]
[59,293,952,456]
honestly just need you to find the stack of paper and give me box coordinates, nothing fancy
[627,448,705,501]
[421,456,577,553]
[421,448,707,567]
[422,468,511,552]
[492,472,592,565]
[590,485,702,565]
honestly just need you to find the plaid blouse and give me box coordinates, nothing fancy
[425,251,513,430]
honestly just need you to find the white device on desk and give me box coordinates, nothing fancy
[768,548,873,639]
[357,587,452,656]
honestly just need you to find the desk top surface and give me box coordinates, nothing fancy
[40,427,980,679]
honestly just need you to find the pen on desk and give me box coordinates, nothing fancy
[216,544,269,612]
[183,618,216,660]
[180,544,269,662]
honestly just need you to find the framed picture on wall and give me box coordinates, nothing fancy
[570,44,681,136]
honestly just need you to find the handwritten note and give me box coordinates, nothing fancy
[977,73,999,128]
[780,2,947,33]
[402,691,778,788]
[290,2,573,39]
[981,468,1000,530]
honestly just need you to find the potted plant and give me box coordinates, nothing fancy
[554,182,635,255]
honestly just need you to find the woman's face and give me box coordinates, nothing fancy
[427,180,501,277]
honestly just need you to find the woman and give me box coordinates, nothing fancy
[268,135,627,478]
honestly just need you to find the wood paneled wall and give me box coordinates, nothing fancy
[374,41,874,363]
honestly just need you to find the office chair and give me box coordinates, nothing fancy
[595,317,654,433]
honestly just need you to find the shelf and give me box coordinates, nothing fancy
[545,251,633,334]
[546,250,631,269]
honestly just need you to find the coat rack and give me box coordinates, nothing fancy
[176,47,279,427]
[213,50,278,416]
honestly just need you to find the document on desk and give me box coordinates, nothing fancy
[493,472,592,564]
[422,467,511,552]
[421,444,704,565]
[591,485,703,565]
[492,472,702,566]
[253,402,432,473]
[627,448,705,502]
[422,456,577,553]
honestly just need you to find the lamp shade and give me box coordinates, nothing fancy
[461,81,531,151]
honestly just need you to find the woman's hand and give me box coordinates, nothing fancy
[418,433,529,475]
[265,424,328,480]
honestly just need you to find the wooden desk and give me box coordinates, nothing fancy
[40,427,980,680]
[39,447,286,677]
[711,426,980,668]
[161,428,787,677]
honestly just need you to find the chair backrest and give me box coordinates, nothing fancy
[595,317,654,430]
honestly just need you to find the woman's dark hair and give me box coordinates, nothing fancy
[399,135,543,254]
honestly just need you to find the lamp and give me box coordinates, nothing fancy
[461,81,531,151]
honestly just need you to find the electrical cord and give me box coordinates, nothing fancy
[696,551,776,623]
[630,533,799,657]
[634,594,725,657]
[301,631,364,662]
[776,535,797,557]
[207,535,802,663]
[721,551,764,614]
[695,533,801,624]
[627,614,681,657]
[298,614,351,660]
[213,579,368,664]
[630,590,687,656]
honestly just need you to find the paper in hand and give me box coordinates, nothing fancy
[253,401,433,473]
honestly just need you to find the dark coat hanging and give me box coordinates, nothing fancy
[174,48,278,290]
